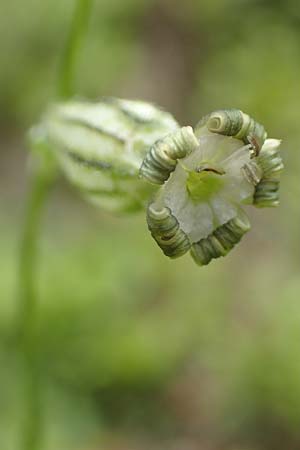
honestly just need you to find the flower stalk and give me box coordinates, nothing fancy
[18,1,93,449]
[18,156,54,450]
[58,0,93,99]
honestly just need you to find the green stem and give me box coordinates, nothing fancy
[58,0,93,99]
[19,1,94,449]
[18,160,53,450]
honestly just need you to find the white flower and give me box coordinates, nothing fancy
[143,110,283,265]
[32,101,283,266]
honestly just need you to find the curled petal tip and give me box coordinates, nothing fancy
[191,212,251,266]
[147,203,191,258]
[140,126,199,185]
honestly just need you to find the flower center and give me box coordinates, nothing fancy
[185,164,225,203]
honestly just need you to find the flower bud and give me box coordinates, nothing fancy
[38,98,179,212]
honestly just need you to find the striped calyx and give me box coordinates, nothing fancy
[145,109,282,265]
[35,98,179,213]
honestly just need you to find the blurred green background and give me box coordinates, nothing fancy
[1,0,300,449]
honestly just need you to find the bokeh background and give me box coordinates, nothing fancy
[1,0,300,449]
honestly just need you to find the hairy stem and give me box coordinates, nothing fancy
[18,160,53,450]
[58,0,93,98]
